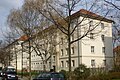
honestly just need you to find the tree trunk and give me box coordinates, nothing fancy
[28,40,31,80]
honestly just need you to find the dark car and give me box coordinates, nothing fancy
[0,67,2,77]
[33,72,65,80]
[2,66,18,80]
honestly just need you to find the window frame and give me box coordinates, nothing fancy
[101,23,104,29]
[71,47,74,55]
[90,33,94,39]
[102,47,105,53]
[91,59,95,67]
[61,49,63,56]
[91,46,95,53]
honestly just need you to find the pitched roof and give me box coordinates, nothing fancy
[18,35,29,41]
[9,9,114,45]
[71,9,114,23]
[113,46,120,52]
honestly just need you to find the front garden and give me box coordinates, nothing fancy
[17,64,120,80]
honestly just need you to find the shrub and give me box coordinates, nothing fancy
[112,65,120,72]
[59,70,69,80]
[87,73,111,80]
[73,64,90,80]
[109,72,120,79]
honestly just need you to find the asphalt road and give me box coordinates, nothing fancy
[0,76,33,80]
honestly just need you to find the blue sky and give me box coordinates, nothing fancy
[0,0,119,40]
[0,0,24,39]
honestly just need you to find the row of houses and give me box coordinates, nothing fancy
[5,9,114,72]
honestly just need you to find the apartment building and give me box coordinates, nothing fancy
[10,9,113,72]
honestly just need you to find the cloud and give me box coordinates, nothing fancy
[0,0,24,39]
[0,0,24,9]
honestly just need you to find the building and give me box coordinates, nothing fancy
[10,9,113,72]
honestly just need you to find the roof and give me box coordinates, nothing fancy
[18,35,29,41]
[113,46,120,52]
[7,9,114,46]
[71,9,114,23]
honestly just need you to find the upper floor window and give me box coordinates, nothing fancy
[61,49,63,56]
[71,47,74,55]
[53,56,55,61]
[71,34,74,41]
[89,20,93,27]
[61,38,63,44]
[66,48,68,55]
[101,35,105,41]
[91,46,94,53]
[101,23,104,29]
[71,23,74,29]
[102,47,105,53]
[90,33,94,39]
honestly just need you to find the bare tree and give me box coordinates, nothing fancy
[7,0,54,79]
[104,0,120,46]
[7,1,43,80]
[31,27,58,71]
[0,41,9,67]
[7,0,112,80]
[1,30,18,66]
[31,0,111,76]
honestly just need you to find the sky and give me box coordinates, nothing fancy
[0,0,24,39]
[0,0,119,40]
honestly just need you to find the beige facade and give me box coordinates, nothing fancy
[10,9,113,72]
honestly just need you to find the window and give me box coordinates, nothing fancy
[103,60,106,66]
[61,38,63,44]
[66,60,69,67]
[71,47,74,55]
[53,56,55,61]
[102,47,105,53]
[71,34,74,41]
[71,23,74,29]
[118,30,120,35]
[61,61,64,67]
[61,49,63,56]
[91,59,95,67]
[89,20,93,27]
[66,48,68,55]
[72,60,75,67]
[91,46,94,53]
[101,35,105,41]
[90,33,94,39]
[49,62,51,68]
[101,23,104,29]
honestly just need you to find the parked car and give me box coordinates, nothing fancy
[2,66,18,80]
[33,72,65,80]
[0,67,2,77]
